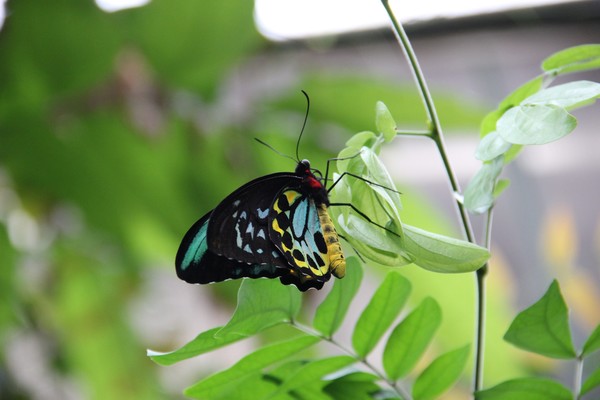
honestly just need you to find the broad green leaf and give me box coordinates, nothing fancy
[542,44,600,75]
[581,365,600,397]
[496,104,577,145]
[275,356,356,395]
[313,257,362,337]
[464,156,504,214]
[383,297,442,380]
[216,279,302,339]
[522,81,600,109]
[412,344,470,400]
[402,224,490,273]
[582,323,600,356]
[331,146,408,267]
[476,378,573,400]
[375,101,397,142]
[352,272,411,358]
[475,131,511,161]
[187,373,294,400]
[149,327,241,366]
[504,280,576,358]
[184,335,319,399]
[324,371,381,400]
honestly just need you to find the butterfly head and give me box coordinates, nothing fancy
[296,159,329,205]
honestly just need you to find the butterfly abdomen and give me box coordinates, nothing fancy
[316,203,346,278]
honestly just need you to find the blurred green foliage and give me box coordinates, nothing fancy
[0,1,512,398]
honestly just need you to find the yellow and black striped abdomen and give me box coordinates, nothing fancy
[316,203,346,278]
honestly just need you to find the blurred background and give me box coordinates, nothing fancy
[0,0,599,399]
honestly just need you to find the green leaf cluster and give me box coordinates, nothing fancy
[465,45,600,213]
[151,259,470,399]
[477,280,600,399]
[330,102,490,273]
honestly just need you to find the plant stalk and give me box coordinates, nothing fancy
[381,0,489,394]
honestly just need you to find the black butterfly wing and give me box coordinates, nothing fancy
[207,172,301,268]
[176,211,285,283]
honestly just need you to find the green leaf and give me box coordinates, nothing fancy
[324,372,381,400]
[476,378,573,400]
[542,44,600,75]
[331,146,409,267]
[492,179,511,198]
[184,335,319,399]
[522,81,600,109]
[383,297,442,380]
[352,272,412,358]
[496,104,577,145]
[148,327,242,366]
[480,76,545,136]
[216,279,302,340]
[275,356,356,396]
[402,224,490,273]
[412,344,470,400]
[581,365,600,397]
[464,156,504,214]
[504,280,576,359]
[375,101,397,142]
[582,323,600,356]
[313,257,362,337]
[475,131,512,161]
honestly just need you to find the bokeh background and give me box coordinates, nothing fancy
[1,0,599,399]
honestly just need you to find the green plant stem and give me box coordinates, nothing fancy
[574,355,584,398]
[381,0,488,395]
[291,321,412,400]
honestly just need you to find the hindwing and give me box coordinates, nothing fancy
[176,212,283,283]
[269,188,331,281]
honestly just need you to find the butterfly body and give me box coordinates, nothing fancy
[176,159,346,291]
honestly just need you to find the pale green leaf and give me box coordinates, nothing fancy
[504,280,576,359]
[402,224,490,273]
[383,297,442,380]
[522,81,600,109]
[476,378,573,400]
[496,104,577,145]
[464,156,504,214]
[412,345,470,400]
[375,101,397,142]
[475,131,511,161]
[216,279,302,339]
[313,257,362,337]
[352,272,411,358]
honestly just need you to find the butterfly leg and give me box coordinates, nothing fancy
[328,202,401,238]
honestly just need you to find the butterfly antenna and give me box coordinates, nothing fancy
[254,138,297,163]
[296,90,310,162]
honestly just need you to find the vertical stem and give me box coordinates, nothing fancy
[574,355,583,399]
[381,0,489,395]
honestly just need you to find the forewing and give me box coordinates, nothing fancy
[269,188,331,282]
[207,173,300,268]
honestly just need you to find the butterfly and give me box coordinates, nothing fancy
[175,158,346,291]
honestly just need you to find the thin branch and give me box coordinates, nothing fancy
[380,0,489,395]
